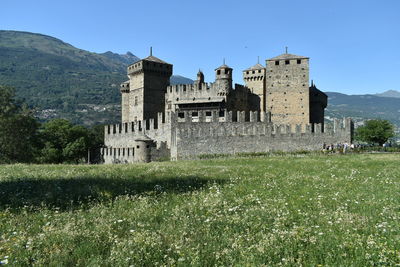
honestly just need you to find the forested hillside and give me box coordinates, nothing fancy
[325,92,400,127]
[0,30,191,125]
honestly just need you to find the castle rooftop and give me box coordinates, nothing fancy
[142,55,170,64]
[215,64,232,70]
[244,63,265,71]
[268,53,309,61]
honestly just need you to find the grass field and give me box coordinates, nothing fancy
[0,154,399,266]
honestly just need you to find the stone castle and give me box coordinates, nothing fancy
[102,50,353,163]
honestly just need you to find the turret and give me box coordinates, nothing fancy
[134,134,153,163]
[214,62,232,96]
[120,81,130,122]
[196,70,204,84]
[195,70,205,90]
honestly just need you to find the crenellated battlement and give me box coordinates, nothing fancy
[166,82,216,96]
[171,111,352,160]
[105,109,351,139]
[103,109,353,162]
[105,112,172,137]
[175,119,350,138]
[172,110,351,138]
[127,58,173,77]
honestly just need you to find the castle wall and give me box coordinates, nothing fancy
[102,110,353,163]
[173,111,352,160]
[103,112,172,163]
[166,83,218,99]
[165,82,259,115]
[165,83,225,111]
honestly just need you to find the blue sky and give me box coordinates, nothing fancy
[2,0,400,95]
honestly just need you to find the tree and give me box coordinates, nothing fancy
[38,119,91,163]
[356,119,395,146]
[0,86,40,163]
[0,86,103,164]
[88,124,105,163]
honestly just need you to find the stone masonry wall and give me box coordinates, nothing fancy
[173,110,352,160]
[265,58,310,125]
[143,74,169,120]
[103,112,173,163]
[243,68,266,112]
[165,83,225,112]
[128,74,144,122]
[103,110,352,163]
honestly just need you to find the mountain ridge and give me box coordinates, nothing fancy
[0,30,398,128]
[0,30,193,125]
[325,92,400,128]
[375,89,400,98]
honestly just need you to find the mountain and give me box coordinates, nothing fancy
[0,30,193,125]
[375,90,400,98]
[325,92,400,127]
[171,75,194,85]
[1,31,398,128]
[101,51,140,66]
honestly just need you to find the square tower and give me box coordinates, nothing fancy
[123,54,173,122]
[243,63,266,112]
[265,53,310,125]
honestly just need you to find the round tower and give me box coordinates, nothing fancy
[134,134,153,163]
[214,63,232,96]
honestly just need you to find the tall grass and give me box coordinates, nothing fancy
[0,154,399,266]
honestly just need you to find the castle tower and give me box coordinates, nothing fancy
[265,52,310,125]
[243,62,266,112]
[123,50,173,122]
[195,70,205,90]
[309,81,327,126]
[120,81,130,122]
[214,63,233,96]
[196,70,204,84]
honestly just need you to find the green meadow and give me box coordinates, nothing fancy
[0,154,399,266]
